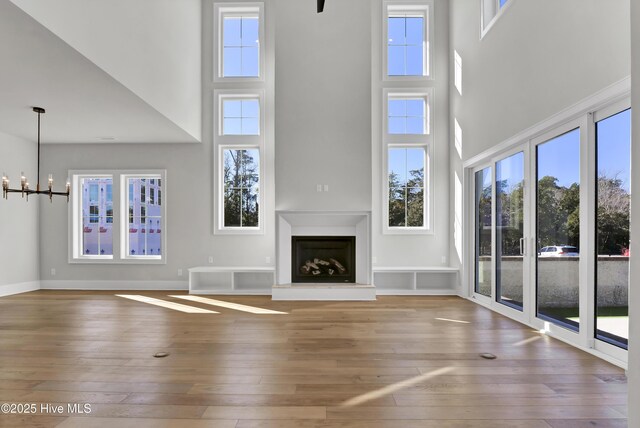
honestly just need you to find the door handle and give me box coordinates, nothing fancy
[520,238,525,256]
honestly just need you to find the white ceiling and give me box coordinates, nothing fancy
[0,0,199,144]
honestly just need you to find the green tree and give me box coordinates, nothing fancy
[223,150,259,227]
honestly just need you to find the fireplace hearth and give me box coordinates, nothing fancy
[292,236,356,283]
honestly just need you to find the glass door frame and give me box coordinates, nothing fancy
[468,144,531,326]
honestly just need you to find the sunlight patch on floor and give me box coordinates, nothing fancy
[171,295,288,315]
[340,367,454,407]
[116,295,218,314]
[435,317,470,324]
[513,336,542,347]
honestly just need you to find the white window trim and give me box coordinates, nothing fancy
[480,0,515,40]
[213,2,265,83]
[383,0,434,81]
[120,172,167,263]
[68,170,167,264]
[383,145,431,235]
[214,89,265,146]
[215,145,264,235]
[382,88,434,235]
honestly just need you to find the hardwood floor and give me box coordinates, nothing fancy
[0,291,628,427]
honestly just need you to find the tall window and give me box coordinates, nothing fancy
[80,177,113,257]
[70,171,166,263]
[385,2,432,79]
[222,149,260,229]
[388,148,425,227]
[216,4,264,80]
[222,98,260,135]
[383,89,432,232]
[127,176,163,258]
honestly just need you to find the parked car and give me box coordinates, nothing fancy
[538,245,579,257]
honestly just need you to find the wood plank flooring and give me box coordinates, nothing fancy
[0,291,628,427]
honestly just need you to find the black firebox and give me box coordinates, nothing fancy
[291,236,355,283]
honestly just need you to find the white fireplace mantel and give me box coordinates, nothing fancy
[275,211,372,286]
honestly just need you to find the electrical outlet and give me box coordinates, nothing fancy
[441,256,447,265]
[372,257,377,264]
[208,256,214,264]
[265,256,271,264]
[323,184,329,192]
[177,269,183,277]
[50,268,56,276]
[316,184,322,192]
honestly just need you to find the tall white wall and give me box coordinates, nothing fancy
[0,131,39,295]
[274,0,372,212]
[628,1,639,425]
[450,0,630,161]
[10,0,202,142]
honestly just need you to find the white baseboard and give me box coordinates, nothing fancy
[375,288,458,296]
[0,281,40,297]
[40,280,188,291]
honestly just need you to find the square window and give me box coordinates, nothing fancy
[388,97,427,135]
[222,14,260,78]
[222,98,260,135]
[222,148,260,229]
[388,147,426,228]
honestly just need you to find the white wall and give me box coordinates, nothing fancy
[274,0,372,212]
[11,0,202,142]
[0,131,39,295]
[372,0,452,268]
[450,0,631,161]
[628,1,639,425]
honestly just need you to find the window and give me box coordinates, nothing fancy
[77,176,113,258]
[215,4,264,80]
[388,148,426,228]
[388,96,427,134]
[221,148,260,229]
[384,2,433,79]
[126,175,163,258]
[222,98,260,135]
[383,89,432,233]
[481,0,513,38]
[70,170,166,263]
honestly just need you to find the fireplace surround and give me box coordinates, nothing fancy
[276,211,371,286]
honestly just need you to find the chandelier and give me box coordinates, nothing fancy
[2,107,70,202]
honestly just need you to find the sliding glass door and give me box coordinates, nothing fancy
[595,108,631,349]
[496,152,525,310]
[474,167,492,298]
[535,127,581,331]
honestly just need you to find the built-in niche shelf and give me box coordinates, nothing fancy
[188,267,274,295]
[373,267,459,295]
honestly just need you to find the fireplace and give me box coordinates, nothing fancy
[291,236,356,283]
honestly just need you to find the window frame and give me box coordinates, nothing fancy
[480,0,515,39]
[383,0,434,81]
[214,2,265,83]
[70,174,114,261]
[121,172,167,262]
[68,170,167,264]
[216,145,264,235]
[382,88,433,234]
[215,90,264,146]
